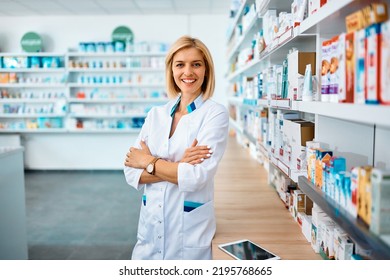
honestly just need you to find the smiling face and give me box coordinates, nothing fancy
[171,47,206,97]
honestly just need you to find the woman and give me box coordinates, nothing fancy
[124,35,229,260]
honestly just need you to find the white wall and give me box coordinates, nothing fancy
[0,14,229,169]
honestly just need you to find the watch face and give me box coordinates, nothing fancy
[146,163,153,173]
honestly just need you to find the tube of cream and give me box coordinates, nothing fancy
[302,64,313,101]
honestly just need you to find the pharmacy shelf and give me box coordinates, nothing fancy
[67,68,164,73]
[0,52,65,57]
[298,176,390,260]
[68,113,147,118]
[68,98,168,103]
[226,0,251,42]
[67,52,166,57]
[229,117,243,134]
[68,83,165,88]
[0,128,67,133]
[0,83,66,88]
[295,101,390,128]
[257,0,293,16]
[227,32,316,81]
[226,12,260,62]
[300,0,369,35]
[67,128,141,134]
[0,114,65,118]
[0,68,65,73]
[0,99,66,103]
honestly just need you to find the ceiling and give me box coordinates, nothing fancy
[0,0,232,16]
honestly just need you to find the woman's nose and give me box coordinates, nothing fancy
[183,65,192,76]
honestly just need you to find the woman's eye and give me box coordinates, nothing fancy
[175,63,183,67]
[194,63,201,67]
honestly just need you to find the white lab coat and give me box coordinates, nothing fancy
[124,94,229,260]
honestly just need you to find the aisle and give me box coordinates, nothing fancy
[212,135,321,260]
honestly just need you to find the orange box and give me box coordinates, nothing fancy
[346,3,388,33]
[0,73,9,83]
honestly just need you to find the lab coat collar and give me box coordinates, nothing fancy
[170,93,204,117]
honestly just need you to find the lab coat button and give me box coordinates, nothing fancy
[158,235,162,239]
[158,250,162,254]
[158,204,162,208]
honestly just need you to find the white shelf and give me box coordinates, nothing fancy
[300,0,362,34]
[228,96,243,105]
[229,117,243,134]
[227,32,316,81]
[66,128,141,134]
[0,52,65,57]
[68,83,165,88]
[296,101,390,128]
[0,83,66,88]
[0,68,65,73]
[226,0,250,42]
[68,98,167,103]
[68,113,147,118]
[0,98,66,103]
[226,12,260,62]
[0,128,67,133]
[67,52,166,57]
[67,67,164,73]
[0,113,66,118]
[257,0,292,16]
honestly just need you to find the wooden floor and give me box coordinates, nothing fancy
[212,135,321,260]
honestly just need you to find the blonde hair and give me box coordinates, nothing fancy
[165,35,215,100]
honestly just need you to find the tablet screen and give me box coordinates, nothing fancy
[219,240,279,260]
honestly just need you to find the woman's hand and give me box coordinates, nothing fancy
[180,139,213,165]
[124,141,154,169]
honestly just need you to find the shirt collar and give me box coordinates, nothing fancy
[170,93,204,117]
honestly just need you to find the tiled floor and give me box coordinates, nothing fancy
[24,170,142,260]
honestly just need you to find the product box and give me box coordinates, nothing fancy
[308,0,321,15]
[365,24,381,104]
[287,50,316,100]
[302,214,312,242]
[322,221,336,260]
[370,169,390,235]
[306,140,321,183]
[355,28,366,104]
[336,33,347,103]
[357,166,373,226]
[315,149,333,189]
[328,157,347,201]
[344,32,355,103]
[292,190,306,221]
[380,20,390,104]
[311,204,327,253]
[346,3,388,33]
[282,119,315,171]
[318,216,335,258]
[321,39,331,102]
[333,227,354,260]
[0,73,9,84]
[350,167,360,218]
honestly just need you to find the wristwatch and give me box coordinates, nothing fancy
[146,157,161,175]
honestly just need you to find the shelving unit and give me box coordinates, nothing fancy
[298,176,390,260]
[0,47,168,169]
[0,52,67,131]
[226,0,390,259]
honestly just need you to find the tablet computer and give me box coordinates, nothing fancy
[218,239,280,260]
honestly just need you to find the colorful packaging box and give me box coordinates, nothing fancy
[370,169,390,235]
[380,20,390,104]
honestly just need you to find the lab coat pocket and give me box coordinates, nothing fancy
[137,195,150,241]
[183,200,215,248]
